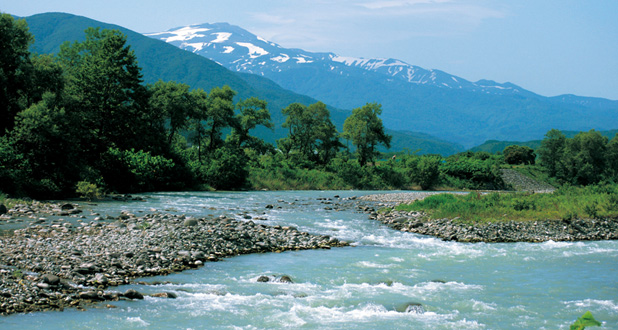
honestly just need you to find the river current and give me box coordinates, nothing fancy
[2,190,617,329]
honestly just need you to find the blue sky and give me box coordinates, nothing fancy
[2,0,617,100]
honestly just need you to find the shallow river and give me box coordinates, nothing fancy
[2,191,617,329]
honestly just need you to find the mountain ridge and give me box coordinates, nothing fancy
[147,22,618,147]
[20,12,464,155]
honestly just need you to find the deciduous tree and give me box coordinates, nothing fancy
[342,102,391,166]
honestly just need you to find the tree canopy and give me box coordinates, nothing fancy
[343,102,392,165]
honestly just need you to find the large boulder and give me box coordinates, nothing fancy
[0,204,7,215]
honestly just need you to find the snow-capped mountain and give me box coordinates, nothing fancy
[146,23,525,96]
[146,22,618,147]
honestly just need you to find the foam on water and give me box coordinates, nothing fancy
[3,190,617,330]
[125,316,150,327]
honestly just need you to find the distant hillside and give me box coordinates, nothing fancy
[148,22,618,148]
[470,129,618,154]
[20,12,463,155]
[470,140,542,154]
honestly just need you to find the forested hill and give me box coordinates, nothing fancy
[23,13,324,128]
[22,12,463,155]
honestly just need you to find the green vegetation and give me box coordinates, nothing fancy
[2,15,616,200]
[75,181,103,201]
[395,184,618,223]
[570,311,601,330]
[0,15,515,198]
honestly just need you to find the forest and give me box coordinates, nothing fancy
[2,14,618,199]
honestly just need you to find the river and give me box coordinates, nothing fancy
[2,190,617,329]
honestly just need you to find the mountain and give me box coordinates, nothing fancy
[20,13,462,155]
[147,23,618,148]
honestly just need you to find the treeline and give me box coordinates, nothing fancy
[3,15,612,199]
[536,129,618,185]
[1,15,513,198]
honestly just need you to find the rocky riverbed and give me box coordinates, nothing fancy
[0,201,347,316]
[359,192,618,243]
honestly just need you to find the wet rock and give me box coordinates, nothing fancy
[278,275,294,283]
[79,291,103,301]
[403,302,425,314]
[60,203,75,210]
[122,289,144,300]
[41,274,60,286]
[257,275,270,282]
[151,292,177,299]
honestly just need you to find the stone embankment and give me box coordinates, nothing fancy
[0,202,347,315]
[359,192,618,243]
[499,169,556,192]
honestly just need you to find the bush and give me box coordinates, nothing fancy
[197,147,248,190]
[75,181,103,200]
[101,148,177,192]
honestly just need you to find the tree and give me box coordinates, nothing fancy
[188,88,209,163]
[205,85,236,153]
[342,102,392,166]
[279,101,341,164]
[227,97,273,151]
[149,80,193,145]
[57,27,164,155]
[503,145,536,165]
[537,129,566,177]
[416,156,441,190]
[562,130,607,185]
[4,97,80,197]
[606,134,618,180]
[0,14,34,135]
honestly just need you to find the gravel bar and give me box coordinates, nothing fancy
[0,201,347,316]
[357,191,618,243]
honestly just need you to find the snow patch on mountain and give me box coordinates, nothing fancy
[185,42,207,52]
[146,22,528,96]
[146,26,210,43]
[271,54,290,63]
[235,42,269,58]
[211,32,231,43]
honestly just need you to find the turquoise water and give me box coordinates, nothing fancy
[2,191,617,329]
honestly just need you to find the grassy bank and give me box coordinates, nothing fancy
[394,184,618,223]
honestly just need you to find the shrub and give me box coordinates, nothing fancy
[75,181,102,200]
[101,147,177,192]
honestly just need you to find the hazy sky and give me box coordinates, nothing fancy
[3,0,617,100]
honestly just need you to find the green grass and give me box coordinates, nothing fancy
[0,193,31,210]
[395,184,618,223]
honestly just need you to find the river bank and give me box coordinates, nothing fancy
[0,201,347,316]
[359,192,618,243]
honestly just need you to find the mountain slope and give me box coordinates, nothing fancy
[147,22,618,148]
[22,13,463,155]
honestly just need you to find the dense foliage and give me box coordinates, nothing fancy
[1,16,616,199]
[537,129,618,185]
